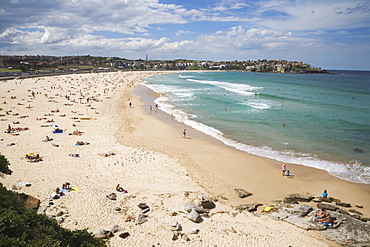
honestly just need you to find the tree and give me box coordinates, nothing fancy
[0,154,12,176]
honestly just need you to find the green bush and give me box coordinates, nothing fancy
[0,184,106,247]
[0,154,12,176]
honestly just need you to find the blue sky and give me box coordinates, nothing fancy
[0,0,369,70]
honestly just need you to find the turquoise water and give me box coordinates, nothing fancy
[142,71,370,184]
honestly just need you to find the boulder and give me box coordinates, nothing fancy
[168,221,182,231]
[235,203,262,212]
[181,233,190,241]
[136,214,148,225]
[316,203,339,211]
[349,209,363,215]
[56,216,65,224]
[320,197,332,203]
[101,231,114,239]
[198,195,216,209]
[336,202,351,207]
[320,211,370,246]
[184,202,196,213]
[184,202,208,214]
[22,195,40,210]
[138,203,149,210]
[110,224,123,233]
[187,209,202,223]
[92,229,105,238]
[360,217,369,222]
[234,189,252,198]
[285,193,314,202]
[283,196,298,204]
[285,204,313,217]
[283,214,327,230]
[119,232,130,239]
[188,228,200,234]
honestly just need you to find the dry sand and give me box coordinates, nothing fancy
[0,71,368,246]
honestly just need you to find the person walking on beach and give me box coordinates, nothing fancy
[281,163,287,176]
[129,102,132,108]
[183,129,186,138]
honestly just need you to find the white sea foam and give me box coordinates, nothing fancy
[244,101,271,110]
[179,75,195,78]
[187,78,260,96]
[141,82,370,184]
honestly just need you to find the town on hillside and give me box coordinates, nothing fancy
[0,55,328,78]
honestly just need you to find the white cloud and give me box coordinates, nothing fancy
[176,30,193,36]
[257,0,370,31]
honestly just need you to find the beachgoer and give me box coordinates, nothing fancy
[322,190,328,198]
[62,182,70,189]
[116,184,124,192]
[286,170,290,177]
[281,164,287,176]
[183,129,186,138]
[129,102,132,108]
[150,105,152,111]
[316,209,332,225]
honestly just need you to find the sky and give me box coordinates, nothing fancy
[0,0,370,70]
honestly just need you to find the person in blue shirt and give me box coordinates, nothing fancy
[322,190,328,198]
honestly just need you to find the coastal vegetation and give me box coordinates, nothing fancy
[0,154,106,247]
[0,55,327,78]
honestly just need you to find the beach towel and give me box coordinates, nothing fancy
[19,182,31,187]
[116,190,128,194]
[70,187,80,192]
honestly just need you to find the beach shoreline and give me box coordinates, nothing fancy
[133,74,370,213]
[0,71,367,246]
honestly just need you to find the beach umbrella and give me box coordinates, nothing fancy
[51,124,58,127]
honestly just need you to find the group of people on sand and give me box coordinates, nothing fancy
[281,163,291,177]
[25,153,43,162]
[316,209,336,226]
[52,182,71,199]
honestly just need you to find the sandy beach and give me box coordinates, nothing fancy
[1,71,368,246]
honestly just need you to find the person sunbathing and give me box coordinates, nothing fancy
[68,153,80,158]
[72,130,84,135]
[44,136,53,141]
[76,141,89,145]
[116,184,125,192]
[316,209,333,225]
[26,154,43,162]
[62,182,71,190]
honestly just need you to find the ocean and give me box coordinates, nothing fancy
[141,70,370,184]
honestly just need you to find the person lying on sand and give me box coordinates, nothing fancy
[116,184,127,193]
[25,153,43,162]
[68,153,80,158]
[70,130,84,135]
[76,141,89,146]
[62,182,71,190]
[98,152,116,157]
[44,136,53,141]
